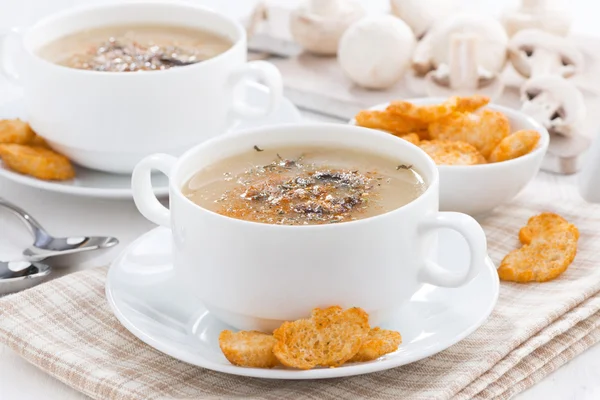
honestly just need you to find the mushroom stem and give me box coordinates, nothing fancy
[448,33,479,90]
[428,13,508,74]
[520,75,585,137]
[508,30,583,78]
[412,32,434,76]
[529,47,561,76]
[521,91,558,123]
[308,0,340,15]
[424,34,504,101]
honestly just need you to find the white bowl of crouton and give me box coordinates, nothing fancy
[351,96,550,216]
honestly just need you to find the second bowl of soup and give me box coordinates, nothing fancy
[1,2,282,173]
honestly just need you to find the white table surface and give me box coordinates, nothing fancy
[1,0,600,399]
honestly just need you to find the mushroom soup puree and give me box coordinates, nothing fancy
[38,24,232,72]
[183,146,427,225]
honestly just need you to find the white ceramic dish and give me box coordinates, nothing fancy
[106,226,499,379]
[132,122,487,331]
[0,82,302,199]
[0,2,283,173]
[351,99,550,216]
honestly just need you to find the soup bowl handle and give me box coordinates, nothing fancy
[132,154,177,228]
[417,212,487,287]
[0,27,24,86]
[228,60,283,119]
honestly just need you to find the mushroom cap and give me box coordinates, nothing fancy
[390,0,459,38]
[338,15,416,89]
[289,0,366,55]
[508,29,584,78]
[428,13,509,73]
[502,0,572,37]
[520,75,585,137]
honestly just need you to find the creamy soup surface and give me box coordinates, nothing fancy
[183,146,427,225]
[38,24,232,72]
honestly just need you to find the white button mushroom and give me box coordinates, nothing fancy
[389,0,459,39]
[425,33,504,100]
[528,75,590,174]
[508,29,584,79]
[427,13,509,74]
[502,0,571,37]
[520,75,585,138]
[289,0,366,56]
[338,15,416,89]
[511,29,588,171]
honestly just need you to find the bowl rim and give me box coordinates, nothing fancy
[171,122,441,230]
[352,98,550,171]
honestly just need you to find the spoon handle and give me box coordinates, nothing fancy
[0,197,49,239]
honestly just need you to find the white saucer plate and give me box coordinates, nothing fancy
[106,227,499,379]
[0,82,302,199]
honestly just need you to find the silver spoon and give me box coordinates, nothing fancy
[0,260,51,295]
[0,198,119,263]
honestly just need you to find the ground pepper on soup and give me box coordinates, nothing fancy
[183,146,427,226]
[37,24,232,72]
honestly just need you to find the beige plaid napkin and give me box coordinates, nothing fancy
[1,173,599,400]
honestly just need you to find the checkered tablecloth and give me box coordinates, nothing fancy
[1,173,599,400]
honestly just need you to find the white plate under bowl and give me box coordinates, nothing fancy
[106,227,499,379]
[0,82,302,199]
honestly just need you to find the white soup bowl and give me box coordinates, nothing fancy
[131,123,488,331]
[0,2,282,173]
